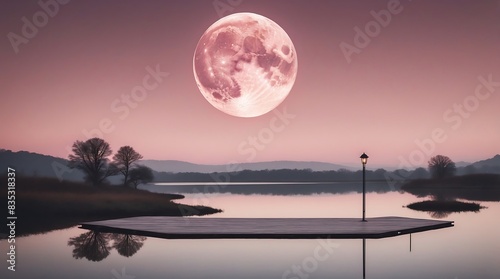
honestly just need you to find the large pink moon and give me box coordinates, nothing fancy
[193,13,298,118]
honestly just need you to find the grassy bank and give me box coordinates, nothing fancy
[1,176,222,236]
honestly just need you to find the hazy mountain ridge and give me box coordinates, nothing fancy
[0,149,85,181]
[1,149,499,182]
[138,159,352,173]
[472,154,500,168]
[455,161,472,168]
[0,150,350,181]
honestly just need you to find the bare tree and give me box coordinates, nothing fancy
[68,138,117,186]
[113,146,143,187]
[129,165,154,189]
[428,155,456,179]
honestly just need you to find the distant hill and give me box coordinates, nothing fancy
[139,160,351,173]
[0,149,85,181]
[0,150,350,181]
[469,154,500,174]
[472,154,500,168]
[0,149,126,183]
[2,149,499,182]
[455,161,472,168]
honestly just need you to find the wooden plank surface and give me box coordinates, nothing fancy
[80,216,454,239]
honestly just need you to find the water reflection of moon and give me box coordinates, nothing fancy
[193,13,298,117]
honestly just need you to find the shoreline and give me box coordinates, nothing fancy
[0,176,222,237]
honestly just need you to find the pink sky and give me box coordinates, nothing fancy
[1,0,499,169]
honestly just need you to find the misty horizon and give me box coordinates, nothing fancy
[2,148,499,176]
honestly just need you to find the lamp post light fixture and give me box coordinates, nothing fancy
[360,153,369,222]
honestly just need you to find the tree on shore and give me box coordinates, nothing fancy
[129,165,154,189]
[68,138,117,186]
[428,155,456,179]
[113,146,143,187]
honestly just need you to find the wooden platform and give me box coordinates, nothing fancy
[80,216,454,239]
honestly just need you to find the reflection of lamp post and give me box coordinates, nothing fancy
[362,238,366,279]
[360,153,369,222]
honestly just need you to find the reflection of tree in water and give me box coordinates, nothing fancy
[428,194,452,219]
[406,198,482,219]
[429,211,451,219]
[402,175,494,218]
[68,231,112,262]
[111,234,147,257]
[68,231,148,262]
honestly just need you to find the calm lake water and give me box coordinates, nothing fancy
[1,182,499,279]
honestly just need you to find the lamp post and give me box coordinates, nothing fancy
[360,153,369,222]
